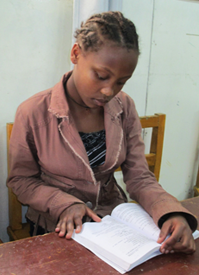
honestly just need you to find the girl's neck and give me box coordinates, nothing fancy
[65,74,91,112]
[65,75,104,132]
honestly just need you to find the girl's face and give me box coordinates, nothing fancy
[69,43,138,109]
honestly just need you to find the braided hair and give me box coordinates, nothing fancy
[74,11,139,54]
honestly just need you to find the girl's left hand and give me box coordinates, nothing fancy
[157,214,196,254]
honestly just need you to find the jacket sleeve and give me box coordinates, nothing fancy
[121,96,198,232]
[7,107,83,224]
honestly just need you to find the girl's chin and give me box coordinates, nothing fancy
[93,99,108,107]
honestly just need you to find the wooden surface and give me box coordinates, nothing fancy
[0,197,199,275]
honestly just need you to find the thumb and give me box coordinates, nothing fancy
[157,222,171,244]
[86,207,101,222]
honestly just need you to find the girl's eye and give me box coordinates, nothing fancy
[95,71,108,81]
[98,76,107,80]
[117,82,125,86]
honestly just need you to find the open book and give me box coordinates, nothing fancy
[72,203,199,274]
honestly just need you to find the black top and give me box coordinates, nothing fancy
[79,130,106,169]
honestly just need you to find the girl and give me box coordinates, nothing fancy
[7,11,197,255]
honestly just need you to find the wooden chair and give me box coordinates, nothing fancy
[116,113,166,182]
[6,113,166,240]
[194,166,199,196]
[7,123,30,241]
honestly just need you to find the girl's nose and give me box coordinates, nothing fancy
[100,87,114,97]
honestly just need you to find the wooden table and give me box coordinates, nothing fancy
[0,197,199,275]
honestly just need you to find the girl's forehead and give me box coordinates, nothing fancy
[83,45,138,73]
[84,44,138,60]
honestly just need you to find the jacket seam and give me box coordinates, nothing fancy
[58,121,97,185]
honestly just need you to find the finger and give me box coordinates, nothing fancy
[160,228,182,253]
[73,215,83,233]
[157,221,173,244]
[55,227,60,233]
[86,207,101,222]
[160,235,178,253]
[58,219,70,237]
[55,220,62,233]
[161,230,195,254]
[159,220,183,253]
[65,220,75,239]
[168,244,195,254]
[170,236,196,254]
[65,208,86,238]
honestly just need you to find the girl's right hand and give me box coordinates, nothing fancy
[55,203,101,239]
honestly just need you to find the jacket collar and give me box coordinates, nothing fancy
[48,72,72,118]
[104,94,124,120]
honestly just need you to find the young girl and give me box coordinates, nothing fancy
[7,11,197,255]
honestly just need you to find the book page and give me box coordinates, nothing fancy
[193,230,199,239]
[73,237,127,274]
[111,203,160,241]
[73,215,161,272]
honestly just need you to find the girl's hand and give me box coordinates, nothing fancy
[55,203,101,239]
[157,214,196,254]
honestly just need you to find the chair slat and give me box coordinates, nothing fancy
[116,113,166,181]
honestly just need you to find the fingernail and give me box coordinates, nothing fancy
[76,226,81,232]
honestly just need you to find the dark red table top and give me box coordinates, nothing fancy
[0,197,199,275]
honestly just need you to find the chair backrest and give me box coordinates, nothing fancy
[6,113,166,239]
[7,123,25,239]
[115,113,166,181]
[194,166,199,196]
[140,113,166,181]
[7,123,22,229]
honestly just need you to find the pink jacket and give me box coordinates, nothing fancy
[7,73,198,232]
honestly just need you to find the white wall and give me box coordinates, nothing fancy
[122,0,155,116]
[147,0,199,199]
[122,0,199,199]
[0,0,73,242]
[0,0,199,242]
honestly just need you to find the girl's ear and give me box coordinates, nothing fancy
[70,43,81,64]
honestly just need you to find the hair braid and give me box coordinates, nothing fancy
[74,11,139,53]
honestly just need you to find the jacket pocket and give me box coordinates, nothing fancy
[99,174,127,206]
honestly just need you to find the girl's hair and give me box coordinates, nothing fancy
[74,11,139,54]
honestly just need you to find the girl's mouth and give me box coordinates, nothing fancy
[93,98,109,106]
